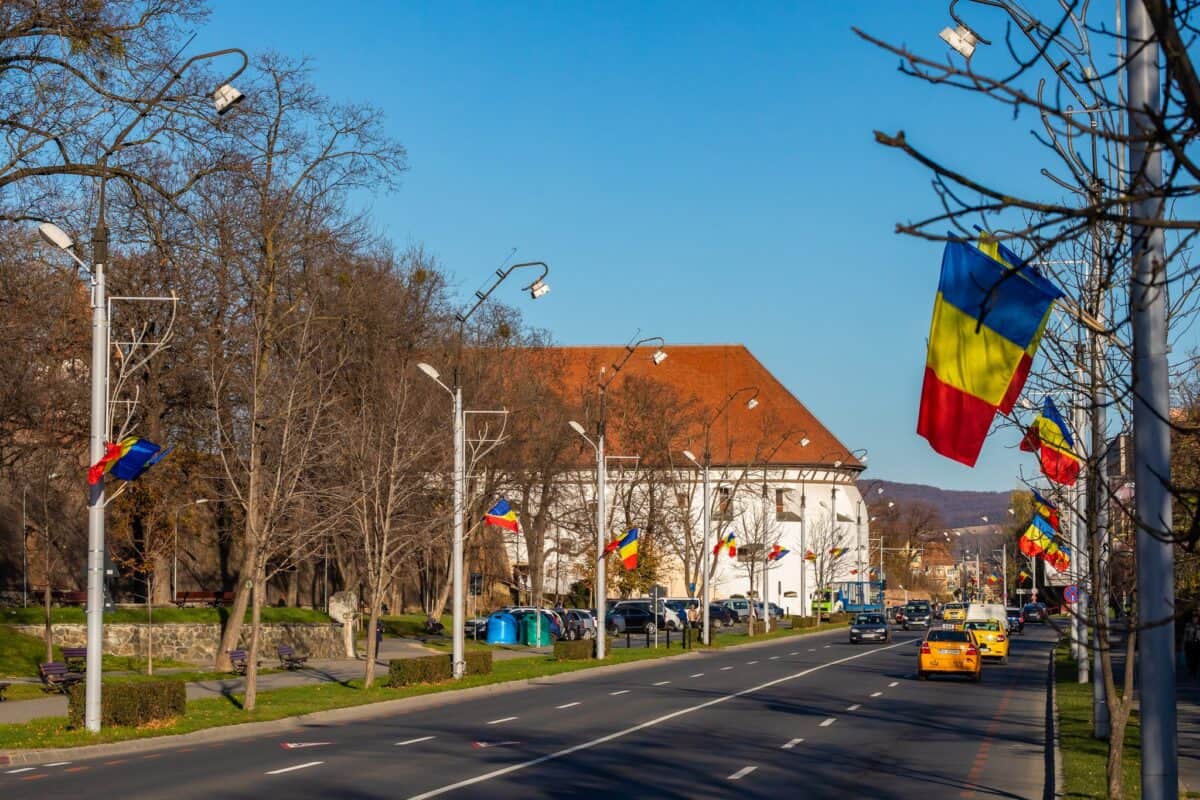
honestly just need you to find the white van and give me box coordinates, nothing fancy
[967,603,1009,630]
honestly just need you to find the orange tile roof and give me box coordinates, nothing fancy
[549,344,861,469]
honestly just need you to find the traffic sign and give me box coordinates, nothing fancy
[1064,584,1079,603]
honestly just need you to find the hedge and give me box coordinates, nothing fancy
[790,616,818,628]
[553,639,593,661]
[68,679,186,729]
[387,651,492,687]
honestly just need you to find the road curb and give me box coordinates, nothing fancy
[1044,641,1063,800]
[0,624,851,767]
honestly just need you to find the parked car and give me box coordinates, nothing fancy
[563,608,596,640]
[753,602,784,620]
[1022,602,1048,623]
[612,600,684,631]
[708,603,736,627]
[665,598,700,628]
[1005,607,1025,634]
[722,598,751,622]
[849,613,891,644]
[606,605,665,634]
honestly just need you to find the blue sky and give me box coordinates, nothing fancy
[197,2,1083,492]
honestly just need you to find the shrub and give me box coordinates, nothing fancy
[553,639,593,661]
[828,612,849,624]
[68,680,185,729]
[387,651,492,687]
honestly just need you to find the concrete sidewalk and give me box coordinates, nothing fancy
[1177,669,1200,794]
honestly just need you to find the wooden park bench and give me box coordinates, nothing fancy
[176,591,235,607]
[276,645,309,670]
[226,649,262,676]
[61,647,87,672]
[39,662,83,694]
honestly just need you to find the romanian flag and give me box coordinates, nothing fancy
[830,547,847,558]
[87,436,171,484]
[603,536,621,556]
[617,528,639,570]
[1031,489,1061,531]
[1043,540,1070,572]
[986,574,999,585]
[726,531,738,558]
[917,239,1062,466]
[1021,397,1081,485]
[484,498,519,532]
[767,545,789,561]
[1018,569,1031,583]
[804,550,817,562]
[1019,513,1056,557]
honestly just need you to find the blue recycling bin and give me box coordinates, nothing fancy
[486,612,517,645]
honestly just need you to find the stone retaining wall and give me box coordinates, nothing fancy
[9,622,343,664]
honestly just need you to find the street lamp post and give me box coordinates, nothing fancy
[569,336,666,659]
[682,386,759,645]
[36,47,248,734]
[418,262,550,679]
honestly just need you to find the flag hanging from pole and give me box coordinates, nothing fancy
[617,528,639,570]
[484,498,520,532]
[917,238,1062,466]
[804,550,817,562]
[1021,397,1081,485]
[87,436,172,484]
[767,544,789,562]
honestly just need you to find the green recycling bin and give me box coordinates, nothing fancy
[520,612,552,646]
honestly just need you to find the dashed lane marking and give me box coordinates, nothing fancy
[847,704,861,711]
[141,754,162,760]
[690,673,704,678]
[19,774,46,782]
[44,762,71,767]
[652,681,670,686]
[870,692,883,697]
[5,768,35,774]
[789,651,799,656]
[397,736,436,746]
[556,702,581,709]
[770,656,779,660]
[487,717,518,725]
[746,660,759,665]
[782,738,804,749]
[820,718,836,727]
[266,761,323,776]
[610,690,630,696]
[103,760,128,766]
[727,766,757,780]
[823,645,831,649]
[65,767,89,773]
[889,681,900,687]
[720,666,733,671]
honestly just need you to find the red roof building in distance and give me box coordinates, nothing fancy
[524,344,877,616]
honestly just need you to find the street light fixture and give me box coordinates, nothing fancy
[572,335,666,660]
[36,46,248,734]
[421,260,551,679]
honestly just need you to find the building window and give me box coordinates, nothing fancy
[775,488,789,518]
[716,487,732,518]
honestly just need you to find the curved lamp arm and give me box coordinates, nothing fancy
[600,335,666,391]
[456,261,551,325]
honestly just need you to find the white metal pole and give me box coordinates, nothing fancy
[84,223,108,733]
[700,459,711,644]
[762,485,771,634]
[799,485,807,618]
[595,432,607,658]
[451,386,465,679]
[172,511,178,605]
[21,486,27,608]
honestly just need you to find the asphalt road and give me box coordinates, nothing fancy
[2,624,1058,799]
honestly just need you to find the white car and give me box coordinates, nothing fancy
[722,598,751,622]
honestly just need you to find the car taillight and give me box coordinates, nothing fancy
[996,635,1006,642]
[966,645,979,656]
[919,643,931,655]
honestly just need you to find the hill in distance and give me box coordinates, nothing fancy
[859,480,1015,529]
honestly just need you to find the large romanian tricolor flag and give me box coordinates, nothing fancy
[617,528,639,570]
[1031,489,1061,530]
[1019,512,1056,558]
[87,436,172,485]
[768,544,790,562]
[1021,397,1081,485]
[484,498,519,532]
[918,239,1062,466]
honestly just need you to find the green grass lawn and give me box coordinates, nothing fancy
[0,606,331,625]
[1056,646,1141,799]
[3,683,52,701]
[0,626,61,677]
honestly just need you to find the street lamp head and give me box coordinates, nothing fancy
[38,222,74,251]
[213,83,245,115]
[195,498,210,506]
[568,420,586,436]
[887,501,895,508]
[528,278,550,299]
[417,362,440,381]
[939,22,980,58]
[800,437,810,447]
[651,349,668,365]
[833,460,842,468]
[746,397,759,410]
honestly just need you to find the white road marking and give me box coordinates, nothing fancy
[782,738,804,749]
[720,666,733,671]
[789,651,799,656]
[609,690,630,696]
[5,768,35,774]
[808,648,816,652]
[727,766,757,780]
[746,660,759,665]
[396,736,436,746]
[870,692,883,697]
[847,704,861,711]
[823,645,831,649]
[487,716,518,725]
[44,762,71,767]
[652,681,670,686]
[405,639,911,799]
[820,718,836,727]
[690,673,704,678]
[556,702,581,709]
[769,656,780,660]
[266,761,323,775]
[889,681,900,687]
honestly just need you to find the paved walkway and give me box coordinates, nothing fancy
[1177,668,1200,794]
[0,636,550,726]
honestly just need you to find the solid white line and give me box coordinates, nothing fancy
[405,639,911,800]
[847,704,861,711]
[720,666,733,671]
[870,692,883,698]
[5,767,35,774]
[782,738,804,749]
[746,660,759,665]
[727,766,757,780]
[609,690,630,696]
[690,673,704,678]
[487,716,518,725]
[889,681,900,687]
[396,736,436,746]
[652,681,670,686]
[820,718,836,727]
[266,761,323,775]
[44,762,71,767]
[556,702,581,709]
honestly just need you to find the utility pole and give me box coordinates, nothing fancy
[1127,2,1175,795]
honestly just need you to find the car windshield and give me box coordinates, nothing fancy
[927,630,971,642]
[964,620,1001,631]
[946,603,964,610]
[856,615,885,624]
[905,606,927,614]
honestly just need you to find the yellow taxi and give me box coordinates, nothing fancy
[942,602,967,623]
[963,618,1010,664]
[917,627,982,682]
